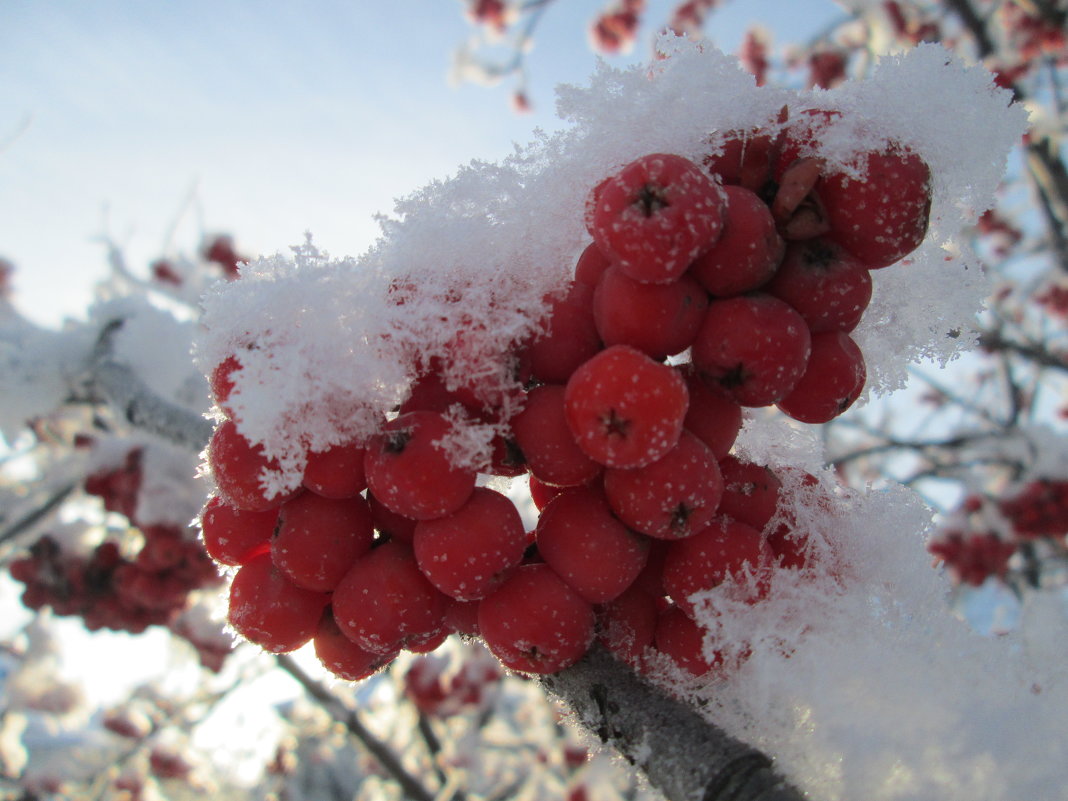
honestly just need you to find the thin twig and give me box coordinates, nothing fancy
[275,654,437,801]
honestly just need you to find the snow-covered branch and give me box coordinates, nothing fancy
[89,319,213,453]
[542,646,805,801]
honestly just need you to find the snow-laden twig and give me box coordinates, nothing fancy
[89,319,213,453]
[541,646,805,801]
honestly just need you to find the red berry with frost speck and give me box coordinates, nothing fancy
[478,563,596,674]
[564,345,689,469]
[588,153,726,285]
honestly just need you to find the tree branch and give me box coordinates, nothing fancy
[541,646,805,801]
[89,319,214,452]
[275,654,438,801]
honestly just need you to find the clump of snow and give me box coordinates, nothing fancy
[667,475,1068,801]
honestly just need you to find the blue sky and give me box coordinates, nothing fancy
[1,1,842,325]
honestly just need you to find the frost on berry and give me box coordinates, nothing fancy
[208,420,297,512]
[331,540,449,655]
[478,563,595,674]
[564,345,689,468]
[603,432,724,540]
[534,485,650,603]
[271,491,375,592]
[413,487,527,601]
[364,411,478,521]
[691,294,812,407]
[227,553,330,653]
[588,153,726,284]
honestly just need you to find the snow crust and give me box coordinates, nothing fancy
[192,38,1057,799]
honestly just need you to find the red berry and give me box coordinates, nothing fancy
[528,474,570,511]
[592,266,708,359]
[210,356,241,416]
[314,609,397,681]
[303,439,368,499]
[367,491,418,544]
[201,495,277,567]
[535,486,650,603]
[331,541,448,654]
[271,492,375,592]
[691,294,812,407]
[716,456,782,531]
[511,385,603,487]
[688,185,784,297]
[821,146,932,268]
[765,238,873,333]
[564,345,689,468]
[588,153,726,284]
[703,116,785,191]
[364,411,477,521]
[777,331,867,423]
[209,420,297,512]
[228,553,330,653]
[603,431,723,540]
[677,364,743,460]
[596,584,659,669]
[478,563,595,674]
[521,285,603,384]
[653,604,723,677]
[573,242,612,289]
[661,518,772,619]
[413,487,527,601]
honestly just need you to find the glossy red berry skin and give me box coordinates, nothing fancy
[677,364,744,460]
[653,604,722,677]
[228,552,330,653]
[603,432,723,540]
[535,486,650,603]
[303,439,368,499]
[331,540,449,655]
[688,185,784,297]
[364,411,477,521]
[573,242,612,289]
[588,153,726,284]
[596,585,659,670]
[592,267,708,359]
[413,487,528,601]
[564,345,689,469]
[314,609,398,681]
[691,294,812,407]
[717,457,783,531]
[200,495,277,567]
[522,285,603,384]
[511,384,603,488]
[209,420,296,512]
[661,518,773,619]
[777,330,867,423]
[478,563,596,674]
[271,492,375,592]
[765,238,873,333]
[210,356,241,417]
[820,146,931,269]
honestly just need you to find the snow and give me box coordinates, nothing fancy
[192,36,1057,800]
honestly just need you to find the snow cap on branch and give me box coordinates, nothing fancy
[195,40,1025,492]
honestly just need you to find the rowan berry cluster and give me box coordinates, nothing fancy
[11,450,220,639]
[929,481,1068,587]
[205,107,931,681]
